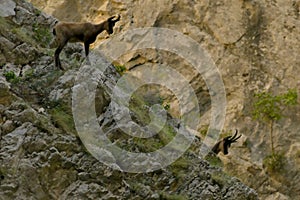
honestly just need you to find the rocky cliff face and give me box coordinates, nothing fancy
[0,0,259,199]
[28,0,300,199]
[1,0,299,199]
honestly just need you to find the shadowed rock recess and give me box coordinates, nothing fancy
[1,0,299,199]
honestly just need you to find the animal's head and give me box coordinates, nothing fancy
[212,130,241,155]
[105,15,121,34]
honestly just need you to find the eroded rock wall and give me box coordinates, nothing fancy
[0,0,260,199]
[27,0,300,199]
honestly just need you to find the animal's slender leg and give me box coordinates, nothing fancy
[55,40,67,70]
[84,42,91,65]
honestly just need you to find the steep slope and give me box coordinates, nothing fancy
[27,0,300,199]
[0,0,258,199]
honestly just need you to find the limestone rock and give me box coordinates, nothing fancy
[2,0,300,198]
[0,0,16,17]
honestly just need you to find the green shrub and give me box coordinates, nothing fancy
[4,71,16,81]
[263,153,285,174]
[3,71,20,83]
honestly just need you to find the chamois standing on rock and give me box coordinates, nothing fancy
[50,15,121,70]
[212,130,241,155]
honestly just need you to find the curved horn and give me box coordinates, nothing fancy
[229,129,238,140]
[109,14,120,22]
[113,14,121,22]
[232,134,241,142]
[229,130,241,142]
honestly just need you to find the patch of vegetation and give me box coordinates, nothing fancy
[253,89,298,174]
[165,157,192,193]
[296,150,300,158]
[199,125,209,137]
[253,89,298,154]
[129,95,151,126]
[169,156,191,174]
[33,9,42,16]
[114,65,127,75]
[263,152,285,174]
[205,154,223,167]
[253,89,298,122]
[69,54,83,68]
[32,22,53,47]
[211,171,231,187]
[0,17,24,42]
[159,124,177,145]
[159,192,187,200]
[111,123,178,153]
[44,48,55,57]
[3,71,20,83]
[11,26,37,46]
[49,103,76,135]
[0,169,5,185]
[3,71,16,81]
[23,68,34,79]
[107,84,179,153]
[1,15,51,49]
[163,102,170,111]
[157,95,172,111]
[24,69,62,96]
[1,17,36,48]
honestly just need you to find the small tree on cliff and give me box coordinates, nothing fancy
[252,88,298,172]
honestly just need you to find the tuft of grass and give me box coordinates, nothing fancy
[199,125,209,137]
[50,104,76,135]
[205,154,223,167]
[32,23,53,47]
[3,71,20,83]
[211,171,231,187]
[168,157,192,186]
[159,192,188,200]
[4,71,16,81]
[114,65,127,75]
[263,153,285,174]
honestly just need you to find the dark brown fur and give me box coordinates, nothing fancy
[51,15,120,70]
[212,130,241,155]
